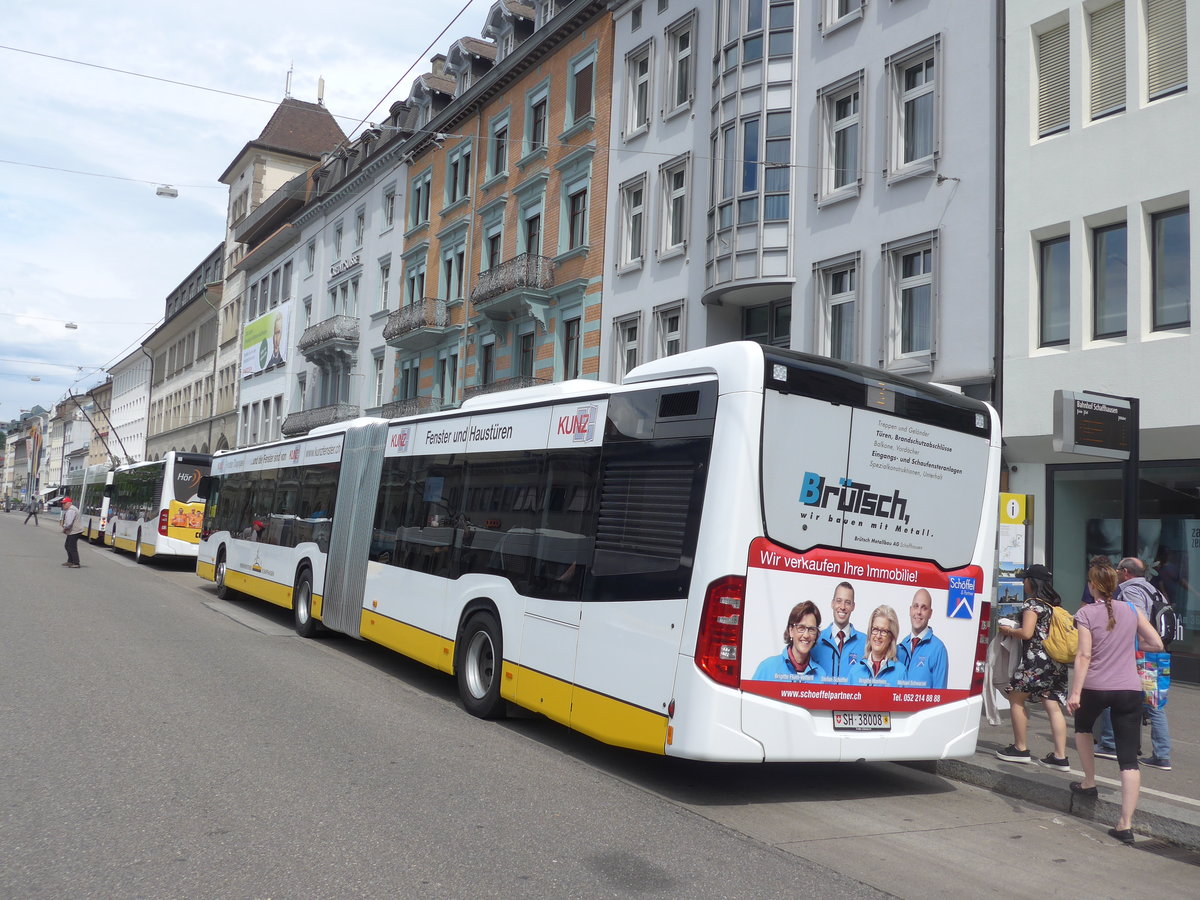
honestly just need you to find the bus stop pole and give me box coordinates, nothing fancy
[1122,397,1140,559]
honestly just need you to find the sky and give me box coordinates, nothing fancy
[0,0,493,429]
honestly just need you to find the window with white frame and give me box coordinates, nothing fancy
[382,188,396,230]
[437,350,459,405]
[333,221,344,257]
[1089,2,1126,120]
[354,209,366,248]
[626,43,652,136]
[1092,221,1127,339]
[887,236,937,360]
[303,297,312,327]
[485,225,503,270]
[442,244,466,300]
[1147,0,1187,100]
[1151,205,1189,330]
[410,170,432,227]
[480,337,496,385]
[563,316,581,378]
[1036,20,1070,137]
[378,260,391,311]
[525,84,549,156]
[666,13,695,112]
[535,0,559,28]
[518,330,536,377]
[819,74,863,202]
[567,50,596,129]
[661,156,688,253]
[817,255,859,362]
[887,38,941,179]
[489,114,509,179]
[822,0,864,33]
[306,240,316,275]
[1038,234,1070,347]
[655,302,683,357]
[446,143,472,205]
[373,355,385,407]
[619,176,646,267]
[524,210,543,256]
[614,315,641,378]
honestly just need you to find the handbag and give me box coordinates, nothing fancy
[1137,651,1171,710]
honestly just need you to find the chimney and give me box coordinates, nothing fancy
[430,54,447,77]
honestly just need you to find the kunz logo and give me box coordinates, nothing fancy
[557,404,598,442]
[798,472,911,524]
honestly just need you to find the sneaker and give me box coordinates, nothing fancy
[996,744,1032,763]
[1140,756,1172,771]
[1108,827,1136,844]
[1038,752,1070,771]
[66,563,80,568]
[1093,746,1118,760]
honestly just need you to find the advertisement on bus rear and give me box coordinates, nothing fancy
[741,539,983,712]
[166,460,209,543]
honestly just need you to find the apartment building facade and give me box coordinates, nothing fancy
[1004,0,1198,675]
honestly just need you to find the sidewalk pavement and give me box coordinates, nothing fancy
[926,682,1200,850]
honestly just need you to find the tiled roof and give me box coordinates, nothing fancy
[457,36,498,60]
[256,98,347,158]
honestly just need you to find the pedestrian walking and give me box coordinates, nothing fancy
[24,500,39,526]
[995,564,1070,769]
[60,497,84,568]
[1068,560,1165,844]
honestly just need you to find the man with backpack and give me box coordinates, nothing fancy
[1093,557,1172,770]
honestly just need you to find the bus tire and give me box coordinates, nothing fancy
[293,569,319,638]
[135,532,147,564]
[214,551,235,601]
[457,612,505,719]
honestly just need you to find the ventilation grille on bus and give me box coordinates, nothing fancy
[658,390,700,418]
[595,460,692,560]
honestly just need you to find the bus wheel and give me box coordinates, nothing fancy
[215,552,234,600]
[135,532,147,564]
[293,570,319,638]
[457,612,505,719]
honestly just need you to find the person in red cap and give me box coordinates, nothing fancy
[60,497,85,567]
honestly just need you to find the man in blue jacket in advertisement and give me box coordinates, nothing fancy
[810,581,865,681]
[897,588,949,689]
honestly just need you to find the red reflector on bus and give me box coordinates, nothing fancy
[695,575,745,690]
[158,509,169,536]
[970,601,992,696]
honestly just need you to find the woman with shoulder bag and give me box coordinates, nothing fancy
[1068,561,1164,843]
[995,564,1070,769]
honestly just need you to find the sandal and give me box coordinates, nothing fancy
[1069,781,1098,797]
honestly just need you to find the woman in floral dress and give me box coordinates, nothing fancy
[995,563,1070,769]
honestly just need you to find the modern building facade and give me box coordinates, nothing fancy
[1004,0,1197,676]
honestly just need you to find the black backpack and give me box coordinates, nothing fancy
[1149,589,1180,647]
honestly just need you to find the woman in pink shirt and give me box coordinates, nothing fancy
[1067,561,1163,844]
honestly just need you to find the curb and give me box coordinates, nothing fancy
[924,756,1200,851]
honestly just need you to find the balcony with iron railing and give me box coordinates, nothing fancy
[462,375,551,401]
[382,298,460,351]
[297,314,360,364]
[281,402,361,437]
[470,254,555,321]
[380,395,446,419]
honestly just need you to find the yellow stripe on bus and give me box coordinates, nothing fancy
[360,612,455,674]
[196,561,215,581]
[225,570,295,609]
[505,663,573,728]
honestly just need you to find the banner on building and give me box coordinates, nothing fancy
[241,301,292,377]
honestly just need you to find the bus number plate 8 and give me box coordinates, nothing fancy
[833,711,891,731]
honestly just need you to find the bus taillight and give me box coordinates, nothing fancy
[695,575,745,689]
[158,509,169,536]
[970,601,992,695]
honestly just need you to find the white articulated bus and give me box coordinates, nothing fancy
[78,464,113,543]
[106,452,211,562]
[196,342,1000,761]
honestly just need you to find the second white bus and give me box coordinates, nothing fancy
[107,452,211,562]
[197,342,1000,762]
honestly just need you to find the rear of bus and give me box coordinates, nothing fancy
[157,452,211,556]
[637,343,1001,762]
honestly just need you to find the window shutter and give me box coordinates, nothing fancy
[1090,3,1126,118]
[1037,24,1070,136]
[1147,0,1188,99]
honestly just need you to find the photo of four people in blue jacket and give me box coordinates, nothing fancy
[750,579,951,690]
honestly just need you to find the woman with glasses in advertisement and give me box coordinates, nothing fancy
[848,605,908,687]
[752,601,827,682]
